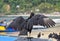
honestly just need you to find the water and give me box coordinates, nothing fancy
[0,15,28,22]
[0,15,60,31]
[0,15,60,23]
[0,16,60,41]
[0,35,17,41]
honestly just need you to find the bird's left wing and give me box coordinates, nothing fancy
[43,17,56,28]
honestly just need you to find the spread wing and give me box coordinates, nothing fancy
[28,14,56,28]
[43,18,55,27]
[7,16,25,30]
[7,14,56,35]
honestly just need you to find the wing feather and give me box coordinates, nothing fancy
[43,18,56,27]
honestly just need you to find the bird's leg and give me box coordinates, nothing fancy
[28,32,29,37]
[29,33,31,37]
[28,32,31,37]
[27,32,32,41]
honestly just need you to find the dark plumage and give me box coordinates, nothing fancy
[27,14,56,34]
[7,13,56,36]
[7,16,25,30]
[7,12,35,35]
